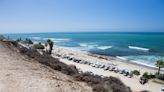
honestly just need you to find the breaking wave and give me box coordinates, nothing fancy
[31,37,71,43]
[31,37,42,40]
[79,43,97,49]
[128,46,149,51]
[96,46,112,50]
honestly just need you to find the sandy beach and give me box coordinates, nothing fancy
[51,46,164,92]
[1,0,164,91]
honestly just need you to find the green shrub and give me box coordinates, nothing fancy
[143,72,155,79]
[33,43,44,49]
[25,38,33,44]
[132,70,140,76]
[143,72,149,79]
[149,73,156,79]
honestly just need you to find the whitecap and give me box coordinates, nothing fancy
[123,55,164,67]
[130,60,157,68]
[116,56,128,61]
[88,45,97,49]
[97,46,112,50]
[31,37,42,40]
[54,38,70,41]
[128,46,149,51]
[79,43,97,49]
[79,43,88,47]
[43,38,71,42]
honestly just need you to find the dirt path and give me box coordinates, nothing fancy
[0,42,92,92]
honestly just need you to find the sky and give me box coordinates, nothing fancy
[0,0,164,33]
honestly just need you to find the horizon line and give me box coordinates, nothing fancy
[1,31,164,34]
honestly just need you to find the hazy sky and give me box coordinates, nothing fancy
[0,0,164,33]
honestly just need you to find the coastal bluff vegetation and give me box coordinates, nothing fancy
[0,36,132,92]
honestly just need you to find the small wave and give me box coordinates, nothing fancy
[79,43,88,47]
[123,55,164,67]
[131,60,156,68]
[31,37,42,40]
[79,43,97,49]
[54,38,70,41]
[88,45,97,49]
[128,46,149,51]
[116,56,128,61]
[79,43,112,50]
[117,55,157,68]
[97,46,112,50]
[43,38,70,42]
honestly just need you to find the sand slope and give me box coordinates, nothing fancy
[0,42,92,92]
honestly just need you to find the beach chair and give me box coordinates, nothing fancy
[119,69,124,74]
[123,69,129,76]
[109,66,115,71]
[104,66,109,70]
[113,67,119,73]
[127,72,133,78]
[161,85,164,91]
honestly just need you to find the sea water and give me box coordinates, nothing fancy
[3,32,164,66]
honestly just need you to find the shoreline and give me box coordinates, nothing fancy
[90,53,158,70]
[54,46,161,73]
[87,53,163,71]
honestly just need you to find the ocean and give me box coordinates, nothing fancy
[3,32,164,67]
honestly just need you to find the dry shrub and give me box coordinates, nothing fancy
[18,46,78,75]
[93,84,107,92]
[74,73,131,92]
[140,91,150,92]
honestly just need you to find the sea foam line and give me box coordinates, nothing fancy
[79,43,97,49]
[31,37,71,43]
[79,43,112,50]
[128,46,149,51]
[116,56,128,61]
[31,37,42,40]
[96,46,112,50]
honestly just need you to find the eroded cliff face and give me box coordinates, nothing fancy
[0,42,93,92]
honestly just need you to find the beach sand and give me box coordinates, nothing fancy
[52,46,163,92]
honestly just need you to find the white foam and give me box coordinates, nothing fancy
[79,43,88,47]
[131,60,156,68]
[43,38,70,42]
[123,55,164,67]
[128,46,149,51]
[79,43,97,49]
[97,46,112,50]
[88,45,97,49]
[31,37,42,40]
[54,38,70,41]
[116,56,128,61]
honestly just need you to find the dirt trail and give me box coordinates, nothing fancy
[0,42,92,92]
